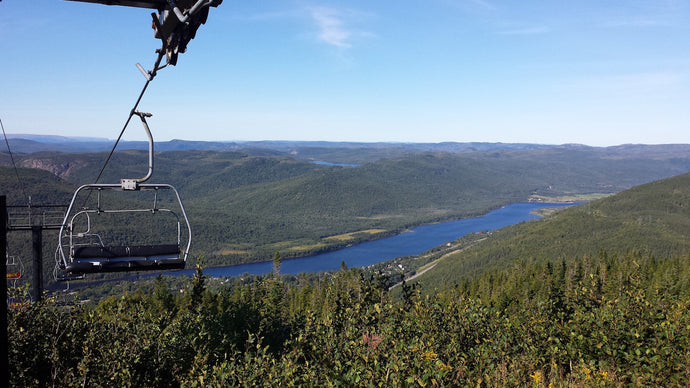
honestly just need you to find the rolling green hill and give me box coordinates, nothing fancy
[10,170,690,385]
[7,162,690,386]
[414,172,690,289]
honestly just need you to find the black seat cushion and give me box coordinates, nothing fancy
[73,244,180,259]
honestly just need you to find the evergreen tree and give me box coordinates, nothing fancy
[273,251,282,276]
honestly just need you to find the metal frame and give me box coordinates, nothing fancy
[56,183,192,276]
[55,111,191,278]
[5,253,24,286]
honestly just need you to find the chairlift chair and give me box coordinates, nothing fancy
[55,112,191,278]
[6,253,24,288]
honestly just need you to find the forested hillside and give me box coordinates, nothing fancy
[414,172,690,288]
[2,144,690,269]
[7,158,690,386]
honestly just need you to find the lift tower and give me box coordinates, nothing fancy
[6,204,67,301]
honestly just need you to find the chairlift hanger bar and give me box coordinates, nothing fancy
[63,0,222,189]
[50,0,209,280]
[121,111,155,190]
[72,0,221,188]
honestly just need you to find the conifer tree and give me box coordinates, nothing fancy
[273,251,282,276]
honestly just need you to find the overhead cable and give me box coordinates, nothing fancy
[0,117,30,206]
[90,51,166,186]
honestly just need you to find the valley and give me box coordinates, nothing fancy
[6,159,690,385]
[3,140,690,272]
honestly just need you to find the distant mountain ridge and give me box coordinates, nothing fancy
[4,134,560,154]
[6,134,690,165]
[4,135,244,154]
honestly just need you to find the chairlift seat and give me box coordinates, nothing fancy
[65,244,184,274]
[55,112,192,279]
[73,244,180,259]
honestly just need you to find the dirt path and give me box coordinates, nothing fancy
[389,237,487,290]
[389,263,438,290]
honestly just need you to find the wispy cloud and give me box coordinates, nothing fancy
[308,6,352,48]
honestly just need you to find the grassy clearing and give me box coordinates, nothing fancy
[529,193,612,203]
[216,249,251,256]
[323,229,388,242]
[531,207,570,217]
[530,193,613,217]
[273,241,328,255]
[417,257,444,273]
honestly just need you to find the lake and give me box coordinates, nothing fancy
[182,202,574,277]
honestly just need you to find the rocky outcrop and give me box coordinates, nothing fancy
[21,158,86,178]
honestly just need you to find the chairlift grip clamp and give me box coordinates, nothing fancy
[134,111,153,118]
[121,179,139,190]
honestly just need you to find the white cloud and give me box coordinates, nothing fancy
[309,6,352,48]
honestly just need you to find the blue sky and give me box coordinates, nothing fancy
[1,0,688,146]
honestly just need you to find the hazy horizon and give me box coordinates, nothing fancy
[6,133,690,149]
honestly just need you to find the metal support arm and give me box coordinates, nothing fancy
[121,111,154,189]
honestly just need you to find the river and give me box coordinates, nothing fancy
[179,202,574,277]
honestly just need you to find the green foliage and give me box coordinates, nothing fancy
[9,250,690,386]
[420,173,690,287]
[0,166,73,206]
[273,251,282,277]
[189,264,207,311]
[6,147,690,385]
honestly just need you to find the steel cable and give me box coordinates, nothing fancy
[0,117,30,206]
[91,51,166,186]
